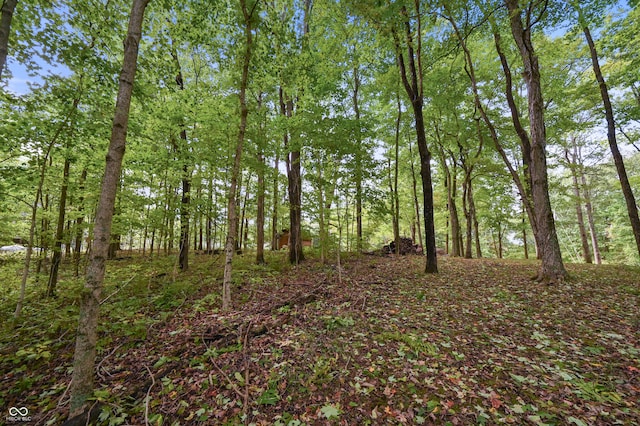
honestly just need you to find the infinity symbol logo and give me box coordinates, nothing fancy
[8,407,29,416]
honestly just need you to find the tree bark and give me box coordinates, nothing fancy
[565,143,592,263]
[68,0,149,417]
[271,151,279,251]
[47,156,71,297]
[280,87,305,264]
[222,0,255,310]
[390,93,401,255]
[256,148,266,264]
[0,0,17,81]
[74,168,88,276]
[582,23,640,258]
[408,139,423,250]
[394,4,437,273]
[353,66,364,252]
[581,171,602,264]
[170,46,192,271]
[505,0,567,283]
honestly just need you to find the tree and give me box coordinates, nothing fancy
[571,0,640,259]
[393,1,438,273]
[222,0,257,310]
[0,0,17,80]
[68,0,150,418]
[505,0,567,283]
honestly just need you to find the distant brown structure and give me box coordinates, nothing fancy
[275,229,312,250]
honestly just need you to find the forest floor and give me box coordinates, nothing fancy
[0,252,639,425]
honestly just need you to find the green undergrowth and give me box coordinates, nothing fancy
[0,251,290,420]
[1,253,639,425]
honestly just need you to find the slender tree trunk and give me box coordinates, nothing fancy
[256,152,266,263]
[47,156,71,297]
[435,132,461,257]
[408,140,423,250]
[222,0,255,310]
[498,223,503,259]
[0,0,17,81]
[353,66,363,252]
[522,205,529,259]
[169,47,192,270]
[444,5,540,257]
[207,176,213,253]
[470,183,482,258]
[390,93,401,255]
[582,24,640,258]
[581,172,601,264]
[317,156,326,263]
[271,152,279,251]
[68,0,149,418]
[239,181,250,251]
[565,144,592,263]
[462,173,472,259]
[506,0,567,282]
[280,88,305,264]
[387,156,399,255]
[15,99,77,317]
[65,220,72,257]
[394,4,437,273]
[74,168,88,276]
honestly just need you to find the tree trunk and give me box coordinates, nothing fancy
[256,151,266,264]
[565,144,592,263]
[0,0,17,81]
[47,155,71,297]
[582,24,640,258]
[271,152,279,251]
[462,172,472,259]
[287,147,304,264]
[434,131,461,257]
[15,98,77,317]
[506,0,567,283]
[280,88,305,264]
[394,4,437,273]
[408,140,423,250]
[443,4,540,257]
[68,0,149,417]
[498,223,503,259]
[390,93,401,255]
[353,66,364,252]
[74,168,88,276]
[470,182,482,258]
[581,172,601,264]
[317,156,326,263]
[222,0,255,310]
[169,46,192,270]
[522,205,529,259]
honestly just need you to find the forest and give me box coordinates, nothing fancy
[1,0,639,424]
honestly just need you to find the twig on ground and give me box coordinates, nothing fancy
[57,378,73,408]
[144,364,155,426]
[203,332,245,401]
[242,322,252,425]
[100,275,136,305]
[96,343,124,381]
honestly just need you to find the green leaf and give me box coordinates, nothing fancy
[511,404,525,414]
[256,388,280,405]
[567,417,589,426]
[320,404,341,419]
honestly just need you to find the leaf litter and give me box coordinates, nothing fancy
[1,254,638,425]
